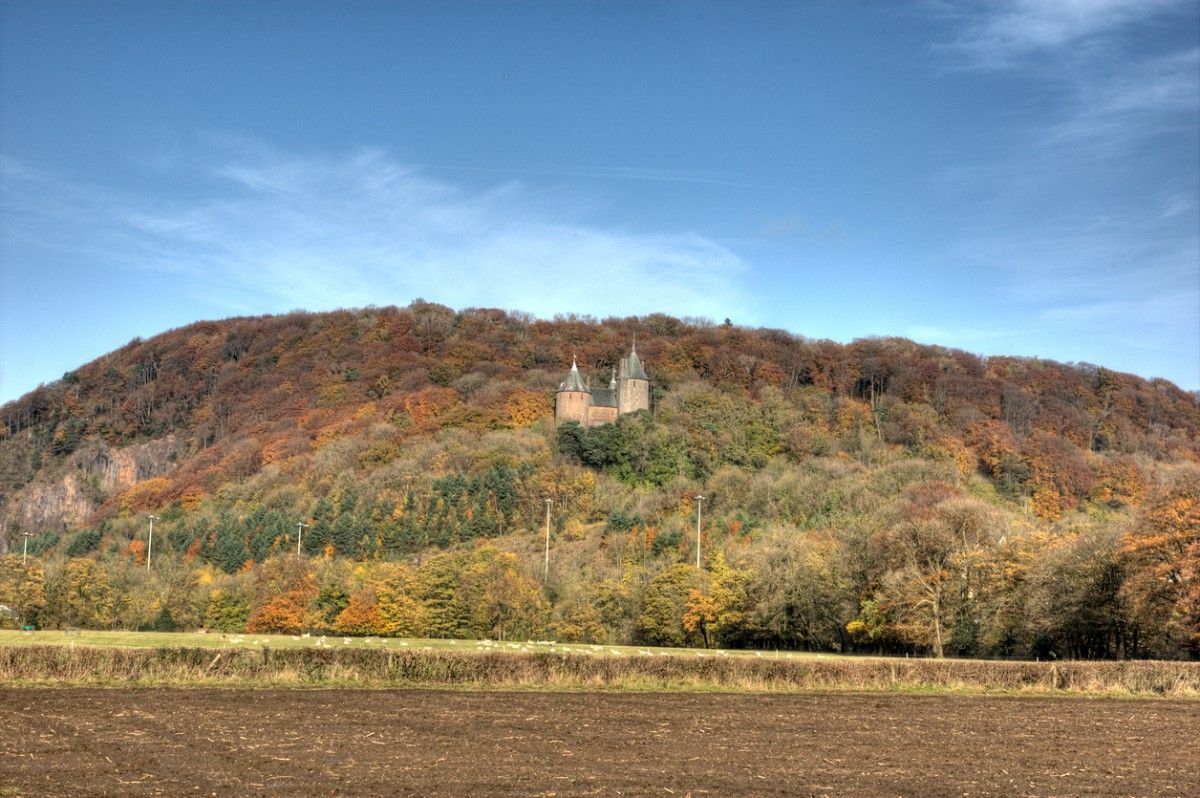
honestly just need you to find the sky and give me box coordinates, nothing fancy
[0,0,1197,404]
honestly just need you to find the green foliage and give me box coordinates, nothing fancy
[558,413,689,486]
[204,590,250,633]
[65,529,103,557]
[638,564,704,647]
[3,304,1199,659]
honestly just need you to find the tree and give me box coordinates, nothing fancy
[49,559,114,629]
[415,552,472,638]
[333,588,380,635]
[682,589,716,647]
[1026,524,1128,659]
[0,555,46,627]
[1120,471,1200,657]
[374,563,429,637]
[205,589,251,632]
[246,591,308,634]
[460,548,546,641]
[638,564,704,647]
[871,490,1000,657]
[743,529,854,650]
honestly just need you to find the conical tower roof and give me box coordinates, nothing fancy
[625,341,648,380]
[558,358,587,392]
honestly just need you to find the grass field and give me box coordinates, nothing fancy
[2,630,1198,696]
[0,628,837,658]
[0,628,854,657]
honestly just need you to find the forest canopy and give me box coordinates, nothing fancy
[2,302,1197,659]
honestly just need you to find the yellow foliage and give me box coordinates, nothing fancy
[313,425,343,449]
[180,486,205,511]
[316,380,348,407]
[833,400,872,434]
[120,477,172,516]
[403,387,460,425]
[1031,487,1065,521]
[504,390,552,428]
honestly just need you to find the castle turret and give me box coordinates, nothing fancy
[616,342,650,414]
[555,358,592,425]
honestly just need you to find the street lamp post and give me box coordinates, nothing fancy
[22,532,33,565]
[296,522,309,557]
[543,499,553,580]
[146,515,159,571]
[694,495,704,569]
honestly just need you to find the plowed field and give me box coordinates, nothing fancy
[2,689,1196,797]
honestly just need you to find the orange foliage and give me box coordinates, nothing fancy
[402,387,460,425]
[246,591,308,634]
[333,588,380,635]
[682,589,716,647]
[968,421,1018,479]
[1090,458,1146,508]
[128,539,147,566]
[504,390,552,428]
[180,486,205,511]
[1031,487,1065,521]
[120,478,172,515]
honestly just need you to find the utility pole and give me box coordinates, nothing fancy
[22,532,33,565]
[543,499,553,580]
[296,522,309,557]
[694,495,704,569]
[146,515,159,571]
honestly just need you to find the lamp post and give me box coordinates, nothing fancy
[543,499,553,580]
[22,532,33,565]
[296,522,309,557]
[694,495,704,569]
[146,515,159,571]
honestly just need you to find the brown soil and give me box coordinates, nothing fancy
[1,689,1196,797]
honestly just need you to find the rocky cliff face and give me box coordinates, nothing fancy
[2,435,180,541]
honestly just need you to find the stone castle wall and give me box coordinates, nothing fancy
[587,405,618,426]
[617,378,650,415]
[555,391,591,425]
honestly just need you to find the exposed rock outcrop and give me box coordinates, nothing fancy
[4,435,180,535]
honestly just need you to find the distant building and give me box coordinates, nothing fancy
[555,344,650,427]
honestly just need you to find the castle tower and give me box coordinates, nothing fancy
[555,358,592,425]
[616,342,650,415]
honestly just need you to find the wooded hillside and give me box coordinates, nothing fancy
[2,302,1197,658]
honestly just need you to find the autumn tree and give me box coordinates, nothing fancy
[742,529,855,650]
[638,564,705,647]
[47,559,115,629]
[1120,470,1200,656]
[459,548,546,641]
[0,555,46,627]
[366,562,429,637]
[871,488,1001,657]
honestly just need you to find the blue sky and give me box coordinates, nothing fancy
[1,0,1197,404]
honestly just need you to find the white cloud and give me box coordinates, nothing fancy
[939,0,1188,69]
[1039,48,1200,154]
[0,144,751,323]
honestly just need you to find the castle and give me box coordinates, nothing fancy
[555,343,649,427]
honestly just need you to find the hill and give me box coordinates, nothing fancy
[1,302,1197,659]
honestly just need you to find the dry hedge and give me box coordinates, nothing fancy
[2,645,1197,696]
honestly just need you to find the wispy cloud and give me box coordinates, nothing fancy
[933,0,1198,155]
[416,162,787,191]
[937,0,1189,70]
[924,0,1199,386]
[0,144,751,322]
[1039,47,1199,155]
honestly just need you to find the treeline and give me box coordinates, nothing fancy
[2,302,1196,514]
[2,445,1196,659]
[0,303,1198,660]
